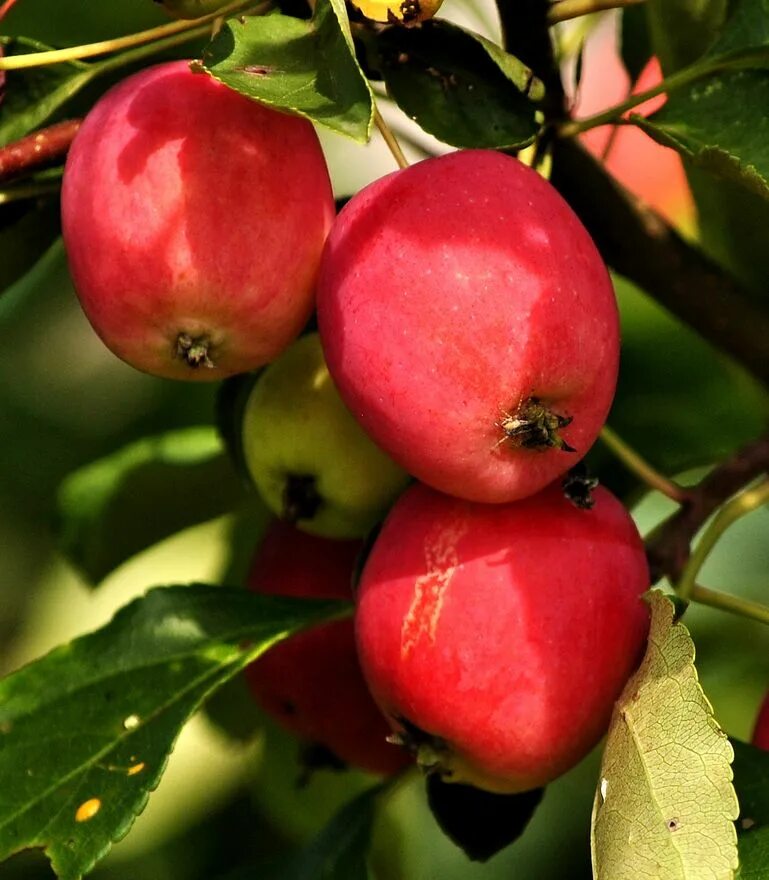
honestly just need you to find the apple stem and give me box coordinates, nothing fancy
[282,474,323,523]
[599,426,691,504]
[374,107,410,171]
[497,397,575,453]
[176,333,215,369]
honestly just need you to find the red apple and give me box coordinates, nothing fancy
[245,521,409,775]
[317,149,619,503]
[355,481,650,793]
[752,691,769,751]
[61,61,334,380]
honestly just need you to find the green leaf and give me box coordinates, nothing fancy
[280,784,380,879]
[0,199,61,294]
[227,784,381,879]
[0,37,92,146]
[706,0,769,64]
[732,739,769,878]
[591,591,739,880]
[633,0,769,201]
[620,4,653,83]
[633,69,769,202]
[56,427,248,586]
[373,20,539,149]
[608,274,769,479]
[0,584,349,880]
[646,0,730,72]
[202,0,373,141]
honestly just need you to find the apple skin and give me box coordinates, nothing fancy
[245,521,410,775]
[751,692,769,750]
[355,481,650,793]
[241,333,410,539]
[61,61,334,380]
[317,149,619,504]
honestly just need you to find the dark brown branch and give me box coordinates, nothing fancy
[646,430,769,583]
[550,138,769,389]
[0,119,82,183]
[496,0,566,122]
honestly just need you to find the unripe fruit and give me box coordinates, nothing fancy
[245,521,409,775]
[752,691,769,751]
[156,0,232,19]
[351,0,443,24]
[241,333,410,538]
[62,61,334,380]
[318,149,619,503]
[355,481,650,793]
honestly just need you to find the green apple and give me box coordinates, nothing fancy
[241,333,410,538]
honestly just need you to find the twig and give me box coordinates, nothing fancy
[0,119,81,183]
[497,0,566,123]
[0,0,254,70]
[645,430,769,583]
[549,139,769,389]
[547,0,645,26]
[559,61,709,137]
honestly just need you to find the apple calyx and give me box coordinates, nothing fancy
[282,473,323,523]
[561,464,599,510]
[388,716,526,794]
[176,332,215,369]
[497,397,575,453]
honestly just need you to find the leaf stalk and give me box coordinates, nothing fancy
[374,107,410,170]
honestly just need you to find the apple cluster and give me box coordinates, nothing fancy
[61,62,650,794]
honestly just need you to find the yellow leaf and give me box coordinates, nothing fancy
[592,590,739,880]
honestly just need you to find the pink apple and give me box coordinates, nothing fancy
[317,149,619,503]
[61,61,334,380]
[245,521,409,775]
[355,481,650,793]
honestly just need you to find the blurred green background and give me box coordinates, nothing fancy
[1,2,769,878]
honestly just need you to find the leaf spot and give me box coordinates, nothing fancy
[666,817,680,831]
[236,65,277,77]
[75,798,102,823]
[127,762,146,776]
[741,817,756,831]
[123,714,141,730]
[600,777,608,803]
